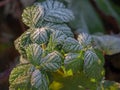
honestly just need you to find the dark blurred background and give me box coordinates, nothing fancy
[0,0,120,89]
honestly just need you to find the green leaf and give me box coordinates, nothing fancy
[64,52,84,72]
[14,30,32,56]
[47,31,67,52]
[40,51,62,71]
[43,23,74,37]
[62,37,82,52]
[51,31,67,45]
[42,0,74,23]
[26,44,43,65]
[30,28,49,44]
[9,64,34,90]
[22,3,44,27]
[84,50,104,80]
[31,70,49,90]
[19,30,32,47]
[78,33,92,48]
[84,50,99,67]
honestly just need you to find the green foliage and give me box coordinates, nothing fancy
[41,0,74,23]
[47,31,67,52]
[31,70,49,90]
[78,33,92,48]
[9,64,34,90]
[62,37,82,52]
[40,51,62,71]
[50,72,98,90]
[22,0,74,28]
[30,28,49,44]
[9,0,120,90]
[22,4,44,27]
[84,50,104,81]
[26,44,43,65]
[42,23,74,37]
[64,52,84,73]
[14,30,32,56]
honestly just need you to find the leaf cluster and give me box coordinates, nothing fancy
[9,0,116,90]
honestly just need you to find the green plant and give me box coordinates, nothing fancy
[9,0,120,90]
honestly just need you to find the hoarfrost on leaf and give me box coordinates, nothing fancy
[31,69,49,90]
[22,4,44,27]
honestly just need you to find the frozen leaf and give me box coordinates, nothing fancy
[84,50,104,80]
[51,30,67,45]
[64,52,84,72]
[26,44,43,65]
[42,0,74,23]
[14,30,32,56]
[30,28,49,44]
[63,37,82,52]
[84,50,99,67]
[43,23,74,37]
[78,33,92,48]
[22,4,44,27]
[40,51,62,71]
[44,9,74,23]
[31,70,49,90]
[9,64,34,89]
[47,31,67,52]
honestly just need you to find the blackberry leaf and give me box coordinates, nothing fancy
[43,23,74,37]
[42,0,74,23]
[30,28,49,44]
[9,64,34,90]
[40,51,62,71]
[14,30,32,56]
[63,37,82,52]
[78,33,92,48]
[47,31,67,52]
[84,50,104,80]
[26,44,43,65]
[22,4,44,27]
[64,52,84,72]
[31,70,49,90]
